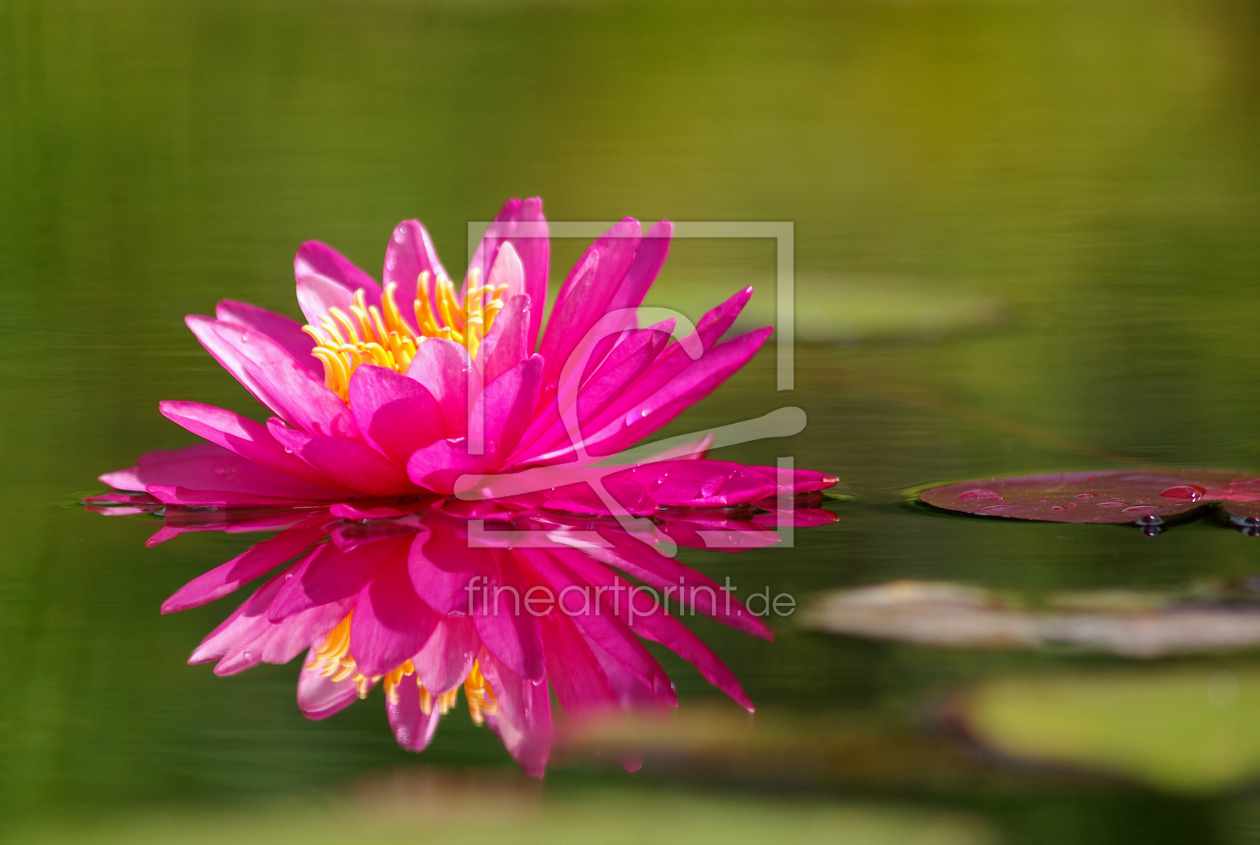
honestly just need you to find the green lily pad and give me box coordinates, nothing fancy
[801,581,1260,658]
[961,669,1260,794]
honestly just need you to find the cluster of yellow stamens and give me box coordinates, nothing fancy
[302,271,510,401]
[307,613,499,724]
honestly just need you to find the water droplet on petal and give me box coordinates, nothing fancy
[1075,493,1096,500]
[1160,484,1205,502]
[957,489,1003,501]
[1067,502,1077,508]
[1038,499,1050,504]
[980,504,1015,513]
[1097,501,1127,507]
[699,474,726,497]
[1122,505,1160,514]
[1051,505,1065,511]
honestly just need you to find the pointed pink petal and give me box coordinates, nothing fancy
[527,550,669,698]
[558,551,753,711]
[215,301,320,378]
[472,552,544,681]
[162,521,326,613]
[295,241,381,299]
[612,460,778,508]
[478,294,531,385]
[412,617,479,695]
[349,555,440,678]
[192,317,359,439]
[348,365,446,467]
[266,419,416,497]
[575,327,773,460]
[102,442,345,501]
[406,338,471,435]
[158,401,351,492]
[298,654,366,720]
[467,198,548,351]
[295,272,364,329]
[383,220,449,328]
[538,611,617,715]
[540,477,656,517]
[537,218,641,396]
[387,677,443,751]
[746,466,841,494]
[267,534,408,622]
[479,653,552,776]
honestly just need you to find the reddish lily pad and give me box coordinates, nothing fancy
[920,470,1260,526]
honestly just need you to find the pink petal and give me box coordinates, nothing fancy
[384,220,449,328]
[348,365,447,467]
[162,520,327,613]
[295,272,369,331]
[540,477,656,517]
[537,219,642,398]
[478,294,532,385]
[472,552,545,681]
[478,653,552,776]
[611,460,778,508]
[387,677,443,751]
[406,338,471,435]
[267,534,408,622]
[191,317,359,440]
[527,550,669,698]
[349,555,441,678]
[295,241,382,299]
[298,654,366,720]
[102,442,345,501]
[467,198,548,351]
[215,300,320,379]
[576,327,773,460]
[746,466,841,495]
[538,611,617,715]
[412,617,479,695]
[559,551,753,711]
[266,419,416,497]
[158,401,351,492]
[406,356,543,494]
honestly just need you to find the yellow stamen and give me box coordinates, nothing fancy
[308,618,499,729]
[303,272,511,401]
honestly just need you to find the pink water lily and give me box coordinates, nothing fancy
[99,198,836,510]
[85,498,836,775]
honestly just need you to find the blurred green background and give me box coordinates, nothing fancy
[3,0,1260,842]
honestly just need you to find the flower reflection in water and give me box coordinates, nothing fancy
[86,495,835,775]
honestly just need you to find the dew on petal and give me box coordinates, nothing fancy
[1097,502,1128,508]
[1160,485,1206,502]
[957,489,1003,501]
[1121,506,1161,514]
[1075,493,1096,500]
[980,504,1015,513]
[1051,506,1065,512]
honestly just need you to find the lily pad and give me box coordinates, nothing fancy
[920,470,1260,528]
[958,669,1260,794]
[802,581,1260,658]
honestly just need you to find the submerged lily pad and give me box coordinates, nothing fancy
[802,581,1260,658]
[959,669,1260,794]
[919,470,1260,528]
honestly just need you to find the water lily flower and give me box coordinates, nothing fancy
[98,199,837,511]
[96,501,829,775]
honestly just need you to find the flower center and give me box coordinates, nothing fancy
[307,613,499,723]
[302,271,509,401]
